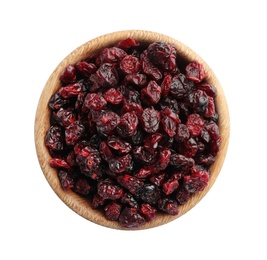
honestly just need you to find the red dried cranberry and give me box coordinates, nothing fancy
[141,80,161,106]
[96,111,120,136]
[118,207,145,228]
[107,135,131,155]
[104,201,122,221]
[75,61,97,77]
[98,180,123,200]
[58,82,82,98]
[120,55,141,74]
[117,112,138,137]
[161,74,172,97]
[158,198,179,215]
[185,61,206,83]
[48,92,69,110]
[140,203,156,222]
[83,93,107,111]
[170,74,193,99]
[97,47,127,65]
[94,63,119,87]
[99,141,114,161]
[175,123,190,142]
[50,158,71,170]
[65,121,85,146]
[124,73,148,88]
[136,184,161,204]
[156,148,171,170]
[147,41,171,66]
[183,170,209,193]
[45,125,64,152]
[73,178,91,195]
[117,174,144,194]
[140,107,161,134]
[135,167,153,178]
[116,37,139,50]
[186,113,205,136]
[103,88,124,105]
[58,170,74,191]
[53,108,76,127]
[108,154,132,174]
[175,187,191,205]
[60,64,76,84]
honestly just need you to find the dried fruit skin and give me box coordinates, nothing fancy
[45,37,221,228]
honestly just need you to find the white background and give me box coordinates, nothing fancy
[1,0,266,259]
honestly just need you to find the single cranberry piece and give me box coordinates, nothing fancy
[160,112,177,137]
[97,47,127,65]
[140,107,161,134]
[162,178,179,195]
[120,55,141,74]
[175,187,191,205]
[170,153,194,168]
[197,83,217,97]
[58,170,74,191]
[118,207,146,228]
[175,123,190,142]
[103,88,124,105]
[132,146,157,165]
[107,135,132,155]
[204,121,221,141]
[92,193,106,209]
[150,172,166,187]
[179,137,198,158]
[121,101,143,117]
[137,184,161,204]
[183,170,209,193]
[140,203,156,222]
[99,141,114,161]
[143,133,163,154]
[50,158,71,170]
[58,82,82,98]
[147,41,171,66]
[161,74,172,97]
[120,192,139,208]
[73,178,91,195]
[185,61,206,83]
[45,125,64,152]
[94,63,119,87]
[186,113,205,136]
[76,146,102,177]
[48,92,69,110]
[116,37,139,50]
[117,174,144,194]
[104,201,122,221]
[135,167,153,178]
[65,121,85,146]
[53,108,76,127]
[83,93,107,111]
[158,198,179,215]
[98,180,123,200]
[117,112,138,137]
[187,89,209,113]
[141,80,161,106]
[156,148,171,170]
[108,154,132,174]
[96,111,120,136]
[60,64,76,84]
[203,97,216,118]
[75,61,97,77]
[124,73,148,88]
[170,74,193,99]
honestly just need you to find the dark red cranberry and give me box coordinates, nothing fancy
[94,63,119,87]
[117,174,144,194]
[75,61,97,77]
[97,47,127,65]
[98,180,123,200]
[118,207,146,228]
[96,111,120,136]
[175,187,191,205]
[170,74,193,99]
[140,107,161,134]
[141,80,161,106]
[185,61,206,83]
[116,37,139,50]
[48,92,69,110]
[53,108,76,127]
[50,158,71,170]
[104,201,122,221]
[65,121,85,146]
[147,41,171,66]
[183,170,209,192]
[58,82,82,98]
[83,93,107,111]
[73,178,91,195]
[58,170,74,191]
[124,73,148,88]
[103,88,124,105]
[175,123,190,142]
[186,113,205,136]
[99,141,114,161]
[107,135,131,155]
[162,178,179,195]
[120,192,139,208]
[136,184,161,204]
[108,154,132,174]
[120,55,141,74]
[158,198,179,215]
[60,64,76,84]
[45,125,64,152]
[117,112,138,137]
[140,203,156,222]
[143,133,163,154]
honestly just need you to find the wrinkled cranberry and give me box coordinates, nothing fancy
[124,73,148,88]
[58,170,74,191]
[107,135,131,155]
[141,80,161,106]
[58,82,82,99]
[60,64,76,84]
[185,61,206,83]
[103,88,124,105]
[104,201,122,221]
[97,47,127,65]
[116,37,140,50]
[73,178,91,195]
[186,113,205,136]
[140,107,161,134]
[117,112,138,137]
[118,207,145,228]
[120,55,141,74]
[52,108,76,127]
[45,125,64,152]
[137,184,161,204]
[108,154,132,174]
[93,63,119,87]
[98,180,123,200]
[117,174,144,194]
[183,170,209,192]
[170,74,193,99]
[158,198,179,215]
[96,111,120,136]
[50,158,71,170]
[140,203,156,222]
[65,121,85,146]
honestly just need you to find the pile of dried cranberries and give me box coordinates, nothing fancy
[45,38,221,228]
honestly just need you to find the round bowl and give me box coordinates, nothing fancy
[34,30,230,230]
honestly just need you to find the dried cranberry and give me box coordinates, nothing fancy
[48,92,69,110]
[170,74,193,99]
[124,73,148,88]
[45,125,64,152]
[140,203,156,222]
[99,141,114,161]
[98,180,123,200]
[116,38,139,50]
[117,112,138,137]
[60,64,76,84]
[143,133,163,154]
[175,187,191,205]
[73,178,91,195]
[158,198,179,215]
[103,88,124,105]
[118,207,145,228]
[161,74,172,97]
[175,123,190,142]
[65,121,85,146]
[75,61,97,77]
[104,201,122,221]
[58,82,82,98]
[186,113,205,136]
[183,170,209,192]
[117,174,144,194]
[53,108,76,127]
[107,135,132,155]
[136,184,161,204]
[120,55,141,74]
[96,111,120,136]
[185,61,206,83]
[97,47,127,65]
[140,107,161,134]
[94,63,119,87]
[58,170,74,191]
[83,93,107,111]
[108,154,132,174]
[141,80,161,106]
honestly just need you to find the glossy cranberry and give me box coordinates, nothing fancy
[60,64,76,84]
[158,198,179,215]
[83,93,107,111]
[58,82,82,98]
[124,73,148,88]
[50,158,71,170]
[185,61,206,83]
[117,174,144,194]
[140,107,161,134]
[141,80,161,106]
[45,125,64,152]
[183,170,209,192]
[116,37,139,50]
[96,111,120,136]
[137,184,161,204]
[73,178,91,195]
[104,201,122,221]
[103,88,124,105]
[75,61,97,77]
[107,135,131,155]
[98,180,123,200]
[120,55,141,74]
[186,113,205,136]
[118,207,145,228]
[52,108,76,127]
[108,154,132,174]
[117,112,138,138]
[65,121,85,146]
[140,203,156,222]
[58,170,74,191]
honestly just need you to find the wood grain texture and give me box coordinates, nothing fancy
[34,30,230,230]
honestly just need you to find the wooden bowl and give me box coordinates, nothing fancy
[34,30,230,230]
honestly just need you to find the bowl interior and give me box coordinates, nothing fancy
[34,30,230,230]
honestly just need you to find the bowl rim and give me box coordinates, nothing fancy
[34,30,230,230]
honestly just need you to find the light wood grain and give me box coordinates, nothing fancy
[34,30,230,230]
